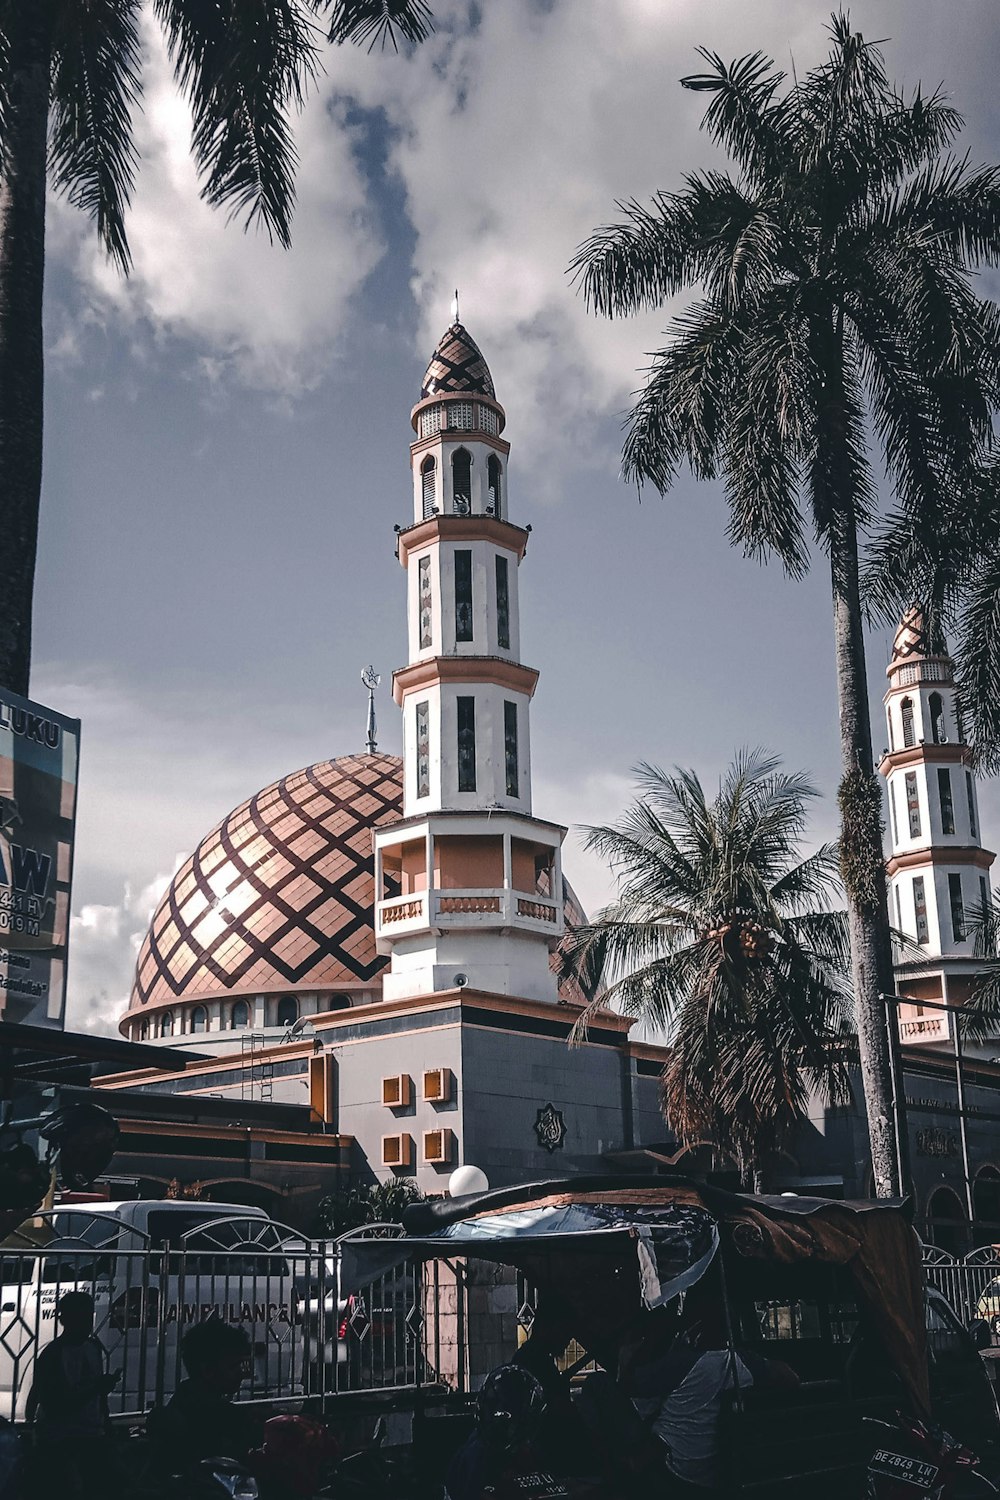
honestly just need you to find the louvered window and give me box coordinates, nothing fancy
[452,448,472,514]
[950,873,966,943]
[487,455,502,517]
[457,697,476,792]
[901,698,916,747]
[421,456,436,518]
[455,550,473,642]
[496,555,510,650]
[913,876,929,944]
[504,701,519,798]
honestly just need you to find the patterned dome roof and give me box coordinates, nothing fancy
[126,754,403,1020]
[125,753,589,1025]
[420,323,496,400]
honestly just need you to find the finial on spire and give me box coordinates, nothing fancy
[451,288,460,324]
[361,665,380,753]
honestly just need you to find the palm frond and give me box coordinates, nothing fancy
[49,0,142,271]
[323,0,433,51]
[680,46,790,186]
[155,0,317,249]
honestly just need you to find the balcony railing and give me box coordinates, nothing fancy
[377,889,560,934]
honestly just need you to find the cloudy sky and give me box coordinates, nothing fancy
[32,0,1000,1034]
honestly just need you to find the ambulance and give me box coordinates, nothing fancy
[0,1200,314,1420]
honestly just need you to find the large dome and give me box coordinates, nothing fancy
[124,754,403,1032]
[123,753,589,1037]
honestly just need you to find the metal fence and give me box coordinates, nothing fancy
[922,1244,1000,1344]
[0,1212,467,1423]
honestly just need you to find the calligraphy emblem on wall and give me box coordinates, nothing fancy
[534,1103,566,1153]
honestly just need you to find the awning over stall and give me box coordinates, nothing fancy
[341,1176,928,1411]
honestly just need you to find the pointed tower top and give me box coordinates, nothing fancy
[891,604,949,664]
[420,321,495,400]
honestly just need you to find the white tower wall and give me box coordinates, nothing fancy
[375,323,565,1003]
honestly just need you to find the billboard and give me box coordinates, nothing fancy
[0,689,80,1028]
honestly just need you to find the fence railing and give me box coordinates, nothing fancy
[922,1243,1000,1345]
[0,1216,469,1423]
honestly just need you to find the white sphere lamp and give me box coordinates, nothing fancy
[448,1164,490,1198]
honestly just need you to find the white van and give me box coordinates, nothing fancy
[0,1200,312,1420]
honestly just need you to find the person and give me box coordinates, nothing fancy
[25,1289,121,1499]
[512,1297,594,1472]
[445,1364,549,1500]
[626,1305,799,1493]
[146,1319,260,1474]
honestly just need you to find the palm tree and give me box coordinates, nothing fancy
[563,752,853,1191]
[0,0,433,697]
[865,466,1000,774]
[569,14,1000,1195]
[317,1177,423,1238]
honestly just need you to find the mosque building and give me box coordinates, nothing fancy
[101,320,674,1205]
[93,321,1000,1247]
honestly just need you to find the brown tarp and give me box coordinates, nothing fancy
[402,1177,930,1413]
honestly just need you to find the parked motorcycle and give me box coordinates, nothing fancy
[867,1412,999,1498]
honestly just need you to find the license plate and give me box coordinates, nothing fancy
[509,1475,569,1498]
[870,1448,940,1488]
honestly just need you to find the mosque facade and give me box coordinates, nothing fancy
[95,322,1000,1248]
[104,322,674,1203]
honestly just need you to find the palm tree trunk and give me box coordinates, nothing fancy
[817,311,907,1201]
[829,502,906,1198]
[0,5,52,697]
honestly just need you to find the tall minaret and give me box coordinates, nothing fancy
[373,320,565,1002]
[879,607,995,1046]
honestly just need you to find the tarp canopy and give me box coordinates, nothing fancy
[341,1175,928,1411]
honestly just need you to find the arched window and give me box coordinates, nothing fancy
[190,1005,208,1034]
[925,1186,967,1256]
[886,707,894,752]
[277,996,298,1028]
[161,1011,174,1037]
[139,1019,149,1041]
[231,1000,250,1029]
[452,449,472,514]
[487,455,502,518]
[901,697,916,747]
[974,1167,1000,1248]
[929,692,945,743]
[421,456,436,519]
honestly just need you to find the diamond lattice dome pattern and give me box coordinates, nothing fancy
[420,323,496,399]
[128,754,402,1015]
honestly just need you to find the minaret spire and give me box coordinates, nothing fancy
[879,607,995,1050]
[372,320,566,1003]
[451,287,460,323]
[361,664,380,753]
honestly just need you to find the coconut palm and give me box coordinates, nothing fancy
[569,13,1000,1195]
[564,752,853,1190]
[865,465,1000,774]
[0,0,433,696]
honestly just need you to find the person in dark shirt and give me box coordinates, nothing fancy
[512,1296,596,1475]
[146,1319,260,1475]
[445,1365,549,1500]
[25,1290,121,1499]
